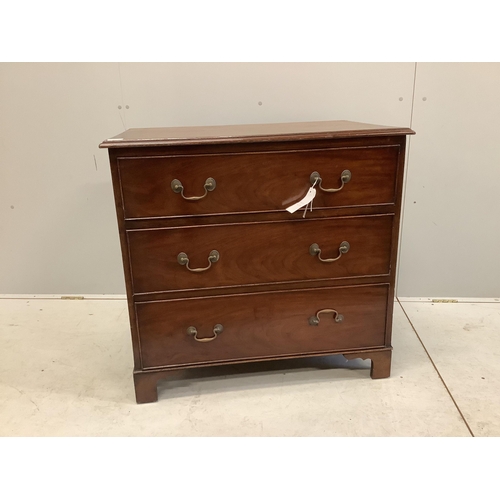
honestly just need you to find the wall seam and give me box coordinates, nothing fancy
[118,63,127,130]
[396,62,417,298]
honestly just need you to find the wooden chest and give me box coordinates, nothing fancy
[100,120,414,403]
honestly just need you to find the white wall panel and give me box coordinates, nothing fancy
[3,62,498,297]
[0,63,126,293]
[397,63,500,297]
[118,62,414,129]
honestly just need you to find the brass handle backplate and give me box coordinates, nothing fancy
[309,309,344,326]
[171,177,216,200]
[187,324,223,342]
[309,241,350,262]
[177,250,220,272]
[310,170,351,193]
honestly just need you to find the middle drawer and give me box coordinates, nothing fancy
[127,214,393,294]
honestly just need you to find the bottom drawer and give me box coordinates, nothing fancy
[136,284,389,369]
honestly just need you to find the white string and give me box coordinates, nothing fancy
[303,178,318,218]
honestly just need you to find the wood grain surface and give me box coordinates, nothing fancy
[100,119,414,148]
[136,284,389,369]
[103,120,413,402]
[118,145,400,219]
[127,214,394,294]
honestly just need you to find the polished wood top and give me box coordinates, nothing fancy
[99,120,415,148]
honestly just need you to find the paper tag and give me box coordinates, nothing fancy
[286,188,316,213]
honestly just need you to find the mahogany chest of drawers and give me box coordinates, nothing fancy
[100,120,414,403]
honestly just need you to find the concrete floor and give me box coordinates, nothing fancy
[0,296,499,436]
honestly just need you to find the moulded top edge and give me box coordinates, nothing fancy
[99,120,415,148]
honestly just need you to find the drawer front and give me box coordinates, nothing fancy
[118,146,400,218]
[127,215,393,294]
[136,284,388,369]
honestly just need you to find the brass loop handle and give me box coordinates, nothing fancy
[309,309,344,326]
[177,250,220,272]
[171,177,216,200]
[310,170,351,193]
[187,324,223,343]
[309,241,350,262]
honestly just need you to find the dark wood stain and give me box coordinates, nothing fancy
[104,120,414,403]
[136,284,389,369]
[100,119,414,149]
[118,145,400,219]
[127,215,393,294]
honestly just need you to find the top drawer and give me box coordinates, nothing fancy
[118,145,400,219]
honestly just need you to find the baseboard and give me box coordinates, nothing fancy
[397,296,500,303]
[0,294,127,300]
